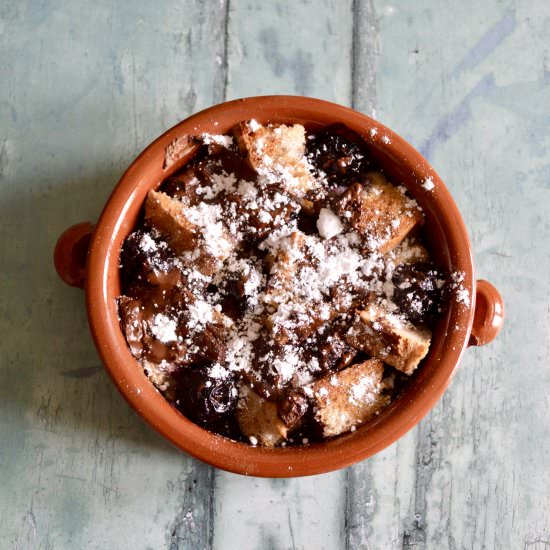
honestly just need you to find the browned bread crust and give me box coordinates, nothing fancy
[145,190,235,275]
[346,305,431,375]
[145,190,198,252]
[333,173,422,253]
[389,237,430,266]
[307,359,389,438]
[236,385,288,447]
[233,121,318,196]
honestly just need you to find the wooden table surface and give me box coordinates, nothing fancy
[1,1,549,548]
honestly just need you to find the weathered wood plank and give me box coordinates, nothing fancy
[0,2,227,548]
[347,1,550,548]
[351,0,378,117]
[224,0,353,104]
[214,473,347,550]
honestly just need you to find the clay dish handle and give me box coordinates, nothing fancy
[469,279,504,346]
[54,222,95,289]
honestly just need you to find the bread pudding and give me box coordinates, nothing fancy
[117,120,452,446]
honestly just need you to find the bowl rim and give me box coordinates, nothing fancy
[85,95,475,477]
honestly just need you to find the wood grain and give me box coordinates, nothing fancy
[0,2,227,548]
[1,0,549,549]
[347,2,550,549]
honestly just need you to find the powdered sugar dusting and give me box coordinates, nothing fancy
[151,314,178,343]
[451,271,470,307]
[317,208,344,239]
[187,298,214,330]
[201,134,233,148]
[184,202,234,257]
[248,119,261,132]
[349,374,377,405]
[140,233,157,252]
[422,177,435,191]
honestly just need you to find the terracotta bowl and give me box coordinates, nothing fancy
[54,96,504,477]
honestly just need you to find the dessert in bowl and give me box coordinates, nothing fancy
[54,96,504,476]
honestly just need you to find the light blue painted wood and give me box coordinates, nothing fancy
[225,0,353,104]
[1,1,548,549]
[0,2,227,548]
[348,1,550,548]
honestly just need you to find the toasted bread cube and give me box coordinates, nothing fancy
[346,306,431,375]
[141,359,174,394]
[262,231,330,343]
[237,385,288,447]
[145,190,235,275]
[333,173,423,253]
[389,237,430,267]
[145,190,199,253]
[233,121,318,196]
[361,174,423,253]
[233,121,305,168]
[263,300,330,345]
[307,359,389,438]
[263,231,309,307]
[163,135,200,169]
